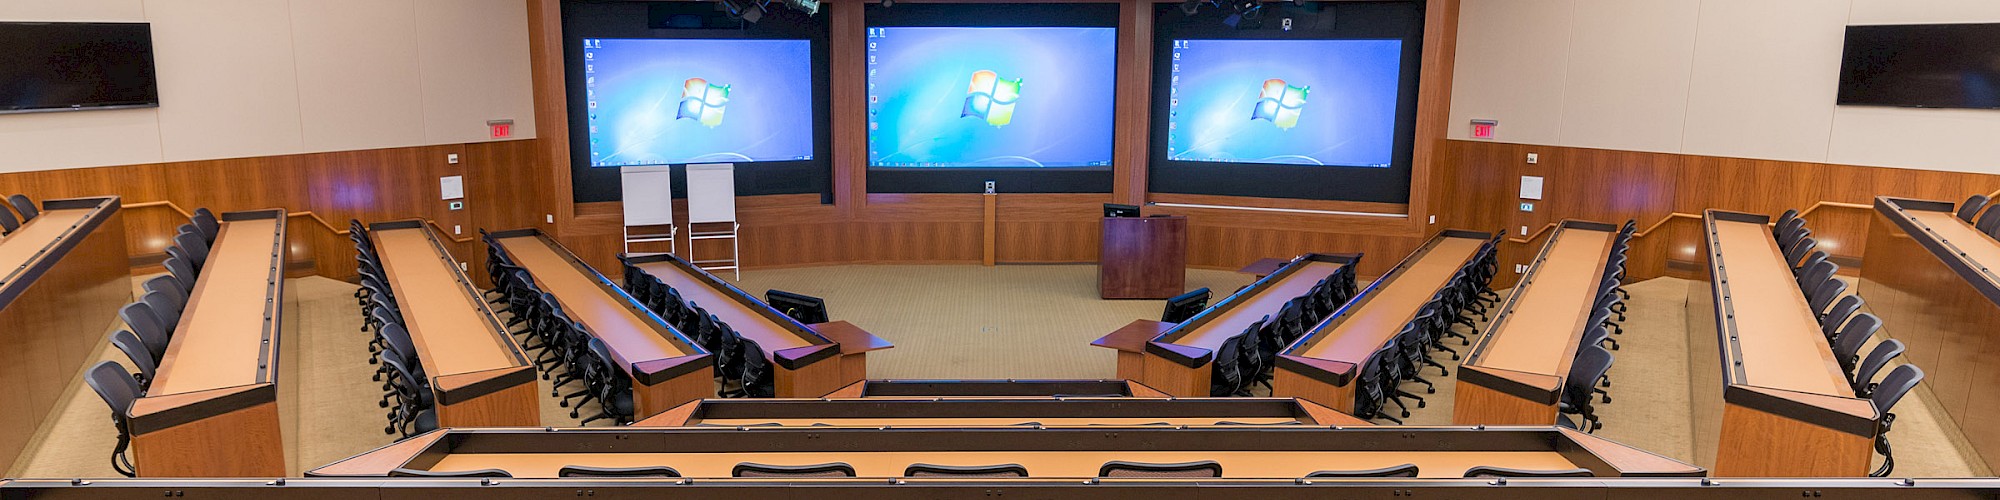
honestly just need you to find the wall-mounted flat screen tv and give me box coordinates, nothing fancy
[582,38,816,167]
[1839,23,2000,109]
[866,26,1118,168]
[0,22,159,114]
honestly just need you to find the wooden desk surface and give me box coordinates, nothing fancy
[429,450,1577,479]
[497,236,692,366]
[374,227,518,376]
[150,218,281,396]
[695,417,1297,426]
[1470,228,1613,375]
[0,207,92,281]
[634,260,819,353]
[1907,210,2000,275]
[1711,218,1849,396]
[1297,237,1484,361]
[1168,260,1344,352]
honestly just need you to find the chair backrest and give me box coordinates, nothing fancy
[1960,194,1991,222]
[1781,232,1815,262]
[1208,333,1244,396]
[1774,209,1800,236]
[1833,313,1880,368]
[557,465,681,478]
[1304,463,1419,478]
[379,323,421,370]
[1853,339,1905,396]
[588,337,630,393]
[141,290,184,332]
[1098,460,1222,478]
[8,194,36,221]
[1979,204,2000,235]
[1565,345,1614,403]
[904,463,1030,478]
[84,361,141,425]
[108,330,156,388]
[163,257,198,292]
[1820,295,1864,339]
[732,462,855,477]
[1808,278,1848,317]
[173,231,210,265]
[1794,251,1828,277]
[1796,260,1837,296]
[740,339,775,398]
[1777,217,1807,243]
[0,205,18,233]
[1580,325,1610,352]
[1869,364,1924,422]
[1463,466,1594,478]
[119,302,171,362]
[389,468,512,478]
[144,275,188,303]
[192,210,221,243]
[1783,235,1816,269]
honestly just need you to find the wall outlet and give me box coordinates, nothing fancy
[447,153,460,164]
[1427,215,1436,224]
[1515,264,1527,274]
[546,214,555,224]
[458,262,467,271]
[453,224,462,235]
[1526,153,1538,164]
[1520,225,1528,236]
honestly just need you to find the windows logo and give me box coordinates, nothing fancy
[1251,79,1308,130]
[961,70,1022,127]
[677,78,730,128]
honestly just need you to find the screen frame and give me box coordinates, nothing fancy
[863,2,1121,194]
[1145,1,1425,205]
[561,1,834,204]
[0,21,160,115]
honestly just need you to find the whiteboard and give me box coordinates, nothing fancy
[620,165,675,226]
[686,163,736,224]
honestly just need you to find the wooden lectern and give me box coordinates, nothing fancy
[1099,215,1188,299]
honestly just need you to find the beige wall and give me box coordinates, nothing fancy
[1448,0,2000,174]
[0,0,535,172]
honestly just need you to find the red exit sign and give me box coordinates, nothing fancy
[487,119,514,139]
[1470,119,1497,139]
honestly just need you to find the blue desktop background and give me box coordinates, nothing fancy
[868,27,1117,168]
[1166,39,1403,167]
[584,38,815,167]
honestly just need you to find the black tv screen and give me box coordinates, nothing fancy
[0,22,159,114]
[1838,23,2000,109]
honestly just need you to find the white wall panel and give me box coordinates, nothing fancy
[1555,0,1700,153]
[1445,0,1572,144]
[147,0,306,162]
[416,0,537,144]
[289,0,427,152]
[0,109,164,172]
[0,0,144,21]
[1828,107,2000,174]
[1848,0,2000,25]
[1680,0,1847,162]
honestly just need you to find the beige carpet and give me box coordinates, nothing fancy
[5,265,1986,479]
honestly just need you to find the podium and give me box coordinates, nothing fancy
[1099,215,1187,299]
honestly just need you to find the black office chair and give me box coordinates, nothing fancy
[1852,339,1905,398]
[1773,209,1800,238]
[1831,313,1881,374]
[8,194,36,221]
[558,465,681,478]
[1870,364,1924,477]
[83,361,141,477]
[119,302,171,364]
[389,468,512,477]
[1097,460,1222,478]
[1776,217,1809,248]
[0,207,17,235]
[1807,279,1848,320]
[143,275,189,308]
[904,463,1029,478]
[1208,332,1245,397]
[1463,466,1594,478]
[108,330,156,391]
[1303,463,1419,478]
[1356,344,1402,424]
[1960,195,1992,222]
[740,339,776,398]
[1560,345,1614,432]
[162,256,198,292]
[173,226,209,262]
[141,290,184,334]
[191,209,220,244]
[581,338,637,424]
[1796,260,1836,295]
[1820,295,1864,340]
[732,462,856,477]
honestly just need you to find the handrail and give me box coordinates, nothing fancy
[1502,200,1896,246]
[125,200,474,244]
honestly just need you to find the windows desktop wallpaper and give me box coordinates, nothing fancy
[583,38,815,168]
[1166,39,1404,167]
[867,27,1118,168]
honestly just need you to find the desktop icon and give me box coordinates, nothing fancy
[961,70,1021,127]
[676,78,730,128]
[1251,79,1308,130]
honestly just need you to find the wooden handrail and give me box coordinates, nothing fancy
[1503,200,1890,245]
[124,200,474,243]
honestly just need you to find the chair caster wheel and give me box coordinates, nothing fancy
[559,401,569,408]
[1417,401,1427,409]
[1427,387,1436,394]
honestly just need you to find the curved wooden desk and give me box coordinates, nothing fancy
[370,221,537,427]
[1128,253,1360,397]
[490,229,712,418]
[626,252,888,397]
[822,379,1171,398]
[132,209,287,477]
[630,397,1366,427]
[0,196,127,475]
[1690,210,1875,477]
[1274,230,1490,413]
[1454,220,1616,425]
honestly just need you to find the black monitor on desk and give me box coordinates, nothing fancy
[1104,203,1141,218]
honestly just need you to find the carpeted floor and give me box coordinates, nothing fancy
[5,265,1986,479]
